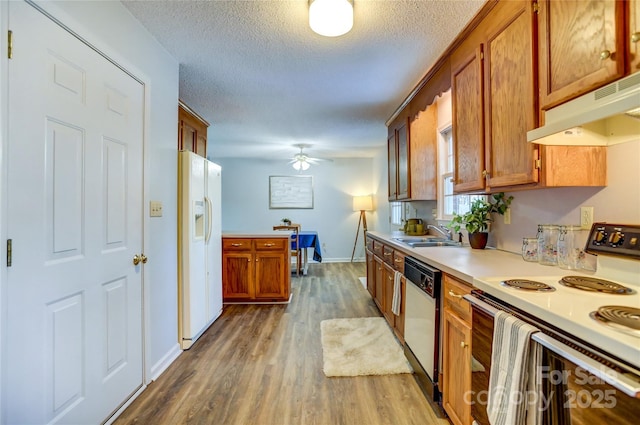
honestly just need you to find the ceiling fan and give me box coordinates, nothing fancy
[289,144,329,171]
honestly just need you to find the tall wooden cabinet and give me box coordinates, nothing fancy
[538,0,626,111]
[222,237,291,303]
[178,102,209,158]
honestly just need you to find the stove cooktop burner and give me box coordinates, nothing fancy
[500,279,555,292]
[560,276,633,294]
[590,306,640,337]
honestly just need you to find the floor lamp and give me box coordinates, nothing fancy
[350,195,373,262]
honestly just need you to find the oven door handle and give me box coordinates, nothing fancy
[532,333,640,398]
[463,294,500,317]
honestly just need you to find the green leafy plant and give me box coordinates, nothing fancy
[281,217,291,224]
[447,193,513,234]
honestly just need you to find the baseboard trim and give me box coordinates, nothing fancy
[150,343,182,381]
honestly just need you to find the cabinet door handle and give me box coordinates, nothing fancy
[632,32,640,43]
[263,243,275,247]
[448,290,464,299]
[599,49,611,60]
[460,341,469,348]
[231,243,243,247]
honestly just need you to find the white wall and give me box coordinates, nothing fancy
[216,157,376,261]
[492,140,640,254]
[16,0,181,380]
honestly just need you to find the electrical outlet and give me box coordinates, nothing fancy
[150,201,163,217]
[503,207,511,225]
[580,206,593,230]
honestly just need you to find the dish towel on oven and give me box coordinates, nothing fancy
[487,311,542,425]
[391,270,402,315]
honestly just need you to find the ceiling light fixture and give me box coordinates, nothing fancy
[292,158,311,171]
[309,0,354,37]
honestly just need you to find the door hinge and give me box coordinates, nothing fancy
[534,159,542,169]
[533,1,540,14]
[480,51,484,60]
[7,30,12,59]
[6,239,12,267]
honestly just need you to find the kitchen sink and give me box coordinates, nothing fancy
[393,237,462,247]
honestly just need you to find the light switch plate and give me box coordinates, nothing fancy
[150,201,163,217]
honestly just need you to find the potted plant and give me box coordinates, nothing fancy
[281,217,292,226]
[447,193,513,249]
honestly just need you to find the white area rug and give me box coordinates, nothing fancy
[320,317,413,377]
[358,277,367,289]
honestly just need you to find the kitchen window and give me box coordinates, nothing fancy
[437,126,485,220]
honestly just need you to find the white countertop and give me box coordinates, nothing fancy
[222,232,291,238]
[368,230,640,370]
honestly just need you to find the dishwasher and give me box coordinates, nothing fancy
[403,256,442,405]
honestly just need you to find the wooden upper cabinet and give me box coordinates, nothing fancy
[630,0,640,73]
[408,101,438,201]
[538,0,626,111]
[178,102,209,158]
[387,117,410,201]
[387,131,398,200]
[451,0,539,193]
[484,1,538,188]
[452,46,485,193]
[396,123,410,199]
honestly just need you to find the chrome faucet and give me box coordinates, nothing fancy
[427,224,453,240]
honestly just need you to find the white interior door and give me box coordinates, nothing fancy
[5,2,144,423]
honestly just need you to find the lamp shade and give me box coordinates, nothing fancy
[353,195,373,211]
[309,0,354,37]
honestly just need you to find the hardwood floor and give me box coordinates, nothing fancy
[115,263,448,425]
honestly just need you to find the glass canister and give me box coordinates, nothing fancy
[557,225,585,270]
[538,224,559,265]
[521,237,538,262]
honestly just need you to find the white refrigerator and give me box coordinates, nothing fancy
[178,150,223,349]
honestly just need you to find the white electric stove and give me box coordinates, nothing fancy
[472,223,640,370]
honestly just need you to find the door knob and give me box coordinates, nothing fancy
[133,254,148,266]
[599,50,611,60]
[632,32,640,43]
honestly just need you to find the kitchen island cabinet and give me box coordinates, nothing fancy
[222,236,290,303]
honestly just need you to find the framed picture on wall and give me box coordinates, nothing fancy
[269,175,314,209]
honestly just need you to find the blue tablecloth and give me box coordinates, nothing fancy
[293,231,322,262]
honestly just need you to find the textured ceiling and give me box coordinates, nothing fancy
[122,0,485,160]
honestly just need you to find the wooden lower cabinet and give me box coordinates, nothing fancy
[222,237,290,302]
[366,237,406,342]
[366,249,376,298]
[442,274,474,425]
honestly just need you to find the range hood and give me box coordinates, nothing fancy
[527,71,640,146]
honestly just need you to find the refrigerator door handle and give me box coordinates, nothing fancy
[204,196,213,243]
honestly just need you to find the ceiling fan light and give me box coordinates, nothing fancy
[309,0,353,37]
[292,160,310,171]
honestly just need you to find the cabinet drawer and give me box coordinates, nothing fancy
[443,274,473,323]
[382,245,394,265]
[254,238,287,251]
[372,240,384,257]
[222,238,252,251]
[392,250,405,272]
[366,237,374,252]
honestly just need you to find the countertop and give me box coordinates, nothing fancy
[367,230,595,285]
[367,230,640,370]
[222,232,291,238]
